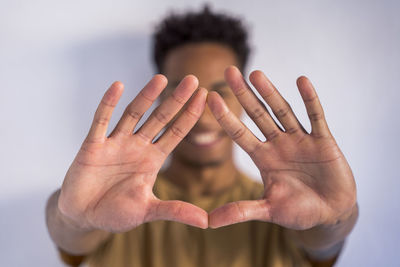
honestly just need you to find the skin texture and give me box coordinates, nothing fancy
[205,65,358,257]
[58,75,209,233]
[48,42,358,260]
[207,66,357,231]
[161,43,245,196]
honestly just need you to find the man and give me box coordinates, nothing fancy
[46,6,358,267]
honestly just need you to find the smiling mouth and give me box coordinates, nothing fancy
[185,131,225,147]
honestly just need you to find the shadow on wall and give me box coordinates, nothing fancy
[67,33,156,140]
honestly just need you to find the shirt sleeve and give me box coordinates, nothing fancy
[305,253,340,267]
[57,247,87,267]
[281,227,341,267]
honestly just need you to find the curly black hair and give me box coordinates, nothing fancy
[152,5,251,73]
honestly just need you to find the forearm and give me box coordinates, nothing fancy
[289,203,359,261]
[45,189,111,255]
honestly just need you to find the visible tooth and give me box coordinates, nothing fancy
[191,132,218,145]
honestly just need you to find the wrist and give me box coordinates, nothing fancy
[47,189,111,255]
[323,202,359,228]
[291,203,359,252]
[55,190,95,233]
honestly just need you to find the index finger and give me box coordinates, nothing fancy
[297,76,331,138]
[207,91,260,154]
[86,81,124,143]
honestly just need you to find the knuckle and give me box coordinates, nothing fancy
[115,129,132,136]
[252,107,267,120]
[184,108,200,120]
[94,116,108,126]
[285,127,299,135]
[171,92,186,105]
[231,127,246,141]
[303,95,318,103]
[308,112,324,122]
[137,131,151,142]
[311,132,325,138]
[170,125,186,139]
[262,87,276,99]
[139,91,154,103]
[101,99,116,108]
[216,110,229,123]
[171,202,183,217]
[234,202,245,221]
[248,142,262,157]
[154,109,170,124]
[267,129,280,140]
[275,106,291,119]
[127,108,142,120]
[234,87,247,97]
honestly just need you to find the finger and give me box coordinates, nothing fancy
[297,76,331,138]
[249,71,306,136]
[148,199,208,229]
[110,74,168,136]
[136,75,199,142]
[207,91,260,154]
[155,87,207,154]
[208,200,270,228]
[86,81,124,143]
[225,66,282,141]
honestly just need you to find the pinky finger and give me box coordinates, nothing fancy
[86,81,124,143]
[207,91,260,154]
[297,76,331,138]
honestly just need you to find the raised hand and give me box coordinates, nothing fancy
[207,66,356,230]
[58,75,208,233]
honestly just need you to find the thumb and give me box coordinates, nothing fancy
[146,198,208,229]
[209,199,270,228]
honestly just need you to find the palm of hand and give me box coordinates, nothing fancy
[207,67,356,229]
[254,134,355,230]
[63,137,165,232]
[58,75,208,232]
[59,68,356,233]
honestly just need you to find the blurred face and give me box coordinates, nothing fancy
[162,42,243,166]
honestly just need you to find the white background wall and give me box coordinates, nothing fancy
[1,0,399,266]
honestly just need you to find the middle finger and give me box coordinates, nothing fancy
[249,70,306,136]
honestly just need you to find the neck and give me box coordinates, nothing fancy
[163,154,239,196]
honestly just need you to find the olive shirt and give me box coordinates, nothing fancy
[58,172,338,267]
